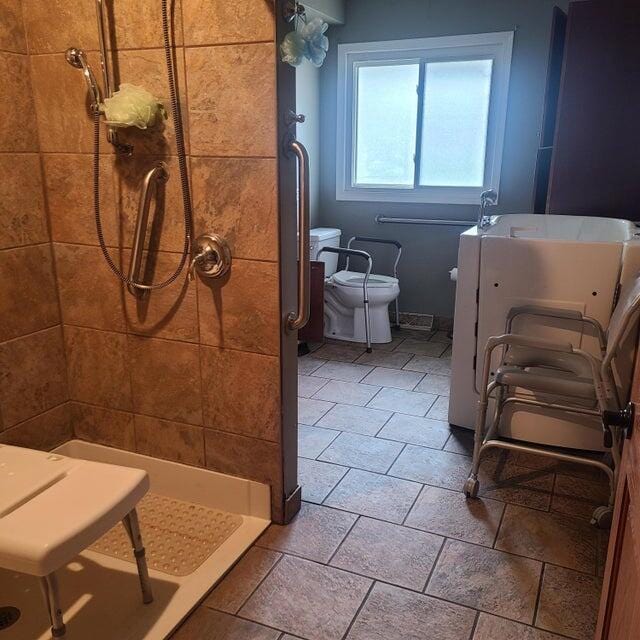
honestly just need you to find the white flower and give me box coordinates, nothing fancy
[301,17,329,67]
[101,83,167,130]
[280,29,306,67]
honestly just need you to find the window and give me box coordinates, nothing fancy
[336,32,514,205]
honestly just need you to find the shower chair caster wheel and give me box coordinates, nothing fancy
[591,506,613,529]
[463,478,479,498]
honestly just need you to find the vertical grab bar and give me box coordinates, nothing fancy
[287,139,311,331]
[127,163,169,296]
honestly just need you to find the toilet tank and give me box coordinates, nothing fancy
[310,228,341,276]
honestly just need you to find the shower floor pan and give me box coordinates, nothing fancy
[0,439,271,640]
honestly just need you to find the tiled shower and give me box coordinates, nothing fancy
[0,0,288,519]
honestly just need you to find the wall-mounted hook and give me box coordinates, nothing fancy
[283,0,306,23]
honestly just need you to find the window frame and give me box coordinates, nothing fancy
[336,32,514,205]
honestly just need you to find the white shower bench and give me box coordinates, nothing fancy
[0,444,153,638]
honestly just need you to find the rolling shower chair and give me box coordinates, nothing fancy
[463,275,640,528]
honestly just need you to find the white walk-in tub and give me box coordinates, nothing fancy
[450,214,640,450]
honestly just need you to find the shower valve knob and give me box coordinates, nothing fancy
[189,234,231,281]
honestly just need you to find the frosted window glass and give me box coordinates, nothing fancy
[355,64,419,186]
[419,59,493,187]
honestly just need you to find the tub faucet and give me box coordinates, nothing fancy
[478,189,498,230]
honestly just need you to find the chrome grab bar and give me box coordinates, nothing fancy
[95,0,132,154]
[375,215,475,227]
[319,247,373,353]
[346,236,402,328]
[287,139,311,332]
[127,163,169,296]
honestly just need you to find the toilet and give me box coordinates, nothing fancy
[310,228,400,344]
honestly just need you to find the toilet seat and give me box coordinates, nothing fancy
[331,270,399,289]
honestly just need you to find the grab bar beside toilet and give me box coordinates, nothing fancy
[318,246,373,353]
[346,237,402,328]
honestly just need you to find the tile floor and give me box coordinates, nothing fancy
[172,329,608,640]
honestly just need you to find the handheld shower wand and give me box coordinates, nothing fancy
[65,47,102,111]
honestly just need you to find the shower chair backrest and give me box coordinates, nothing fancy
[604,273,640,365]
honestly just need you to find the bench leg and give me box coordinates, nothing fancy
[40,573,66,639]
[122,508,153,604]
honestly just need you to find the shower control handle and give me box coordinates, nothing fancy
[189,234,232,281]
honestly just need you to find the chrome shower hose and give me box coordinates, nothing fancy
[93,0,192,290]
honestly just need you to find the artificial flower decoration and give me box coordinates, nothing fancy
[280,16,329,68]
[102,83,167,129]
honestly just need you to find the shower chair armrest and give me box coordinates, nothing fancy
[345,237,402,278]
[505,305,606,353]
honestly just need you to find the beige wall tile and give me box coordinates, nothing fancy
[182,0,274,46]
[0,53,39,152]
[134,413,204,466]
[111,0,183,50]
[0,326,68,427]
[113,154,189,252]
[197,259,279,356]
[0,0,27,53]
[201,346,280,441]
[71,401,135,450]
[124,251,198,342]
[0,403,71,450]
[186,43,276,157]
[204,427,281,487]
[129,335,202,425]
[55,242,127,332]
[65,325,132,410]
[113,48,188,156]
[0,244,60,342]
[30,52,95,153]
[43,154,119,246]
[22,0,99,54]
[0,154,49,249]
[191,157,278,262]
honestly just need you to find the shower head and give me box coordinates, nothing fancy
[65,47,102,110]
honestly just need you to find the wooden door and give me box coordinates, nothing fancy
[596,338,640,638]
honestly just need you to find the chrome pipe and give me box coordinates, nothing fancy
[127,163,169,297]
[287,139,311,332]
[375,215,475,227]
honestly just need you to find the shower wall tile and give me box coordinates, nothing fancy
[0,403,72,450]
[22,0,99,54]
[197,259,280,356]
[43,154,119,247]
[134,414,205,467]
[186,43,277,157]
[30,52,95,153]
[114,48,188,156]
[182,0,275,46]
[0,154,49,249]
[201,346,280,442]
[124,252,199,343]
[71,401,136,451]
[0,0,27,53]
[111,1,183,50]
[190,157,278,262]
[54,242,127,332]
[0,244,60,342]
[128,335,203,425]
[0,326,68,427]
[0,52,39,152]
[65,325,132,411]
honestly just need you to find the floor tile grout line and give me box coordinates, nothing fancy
[422,536,448,594]
[339,580,376,640]
[326,515,361,566]
[372,407,397,437]
[400,481,425,527]
[468,610,481,640]
[532,562,547,629]
[491,501,509,549]
[383,442,408,475]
